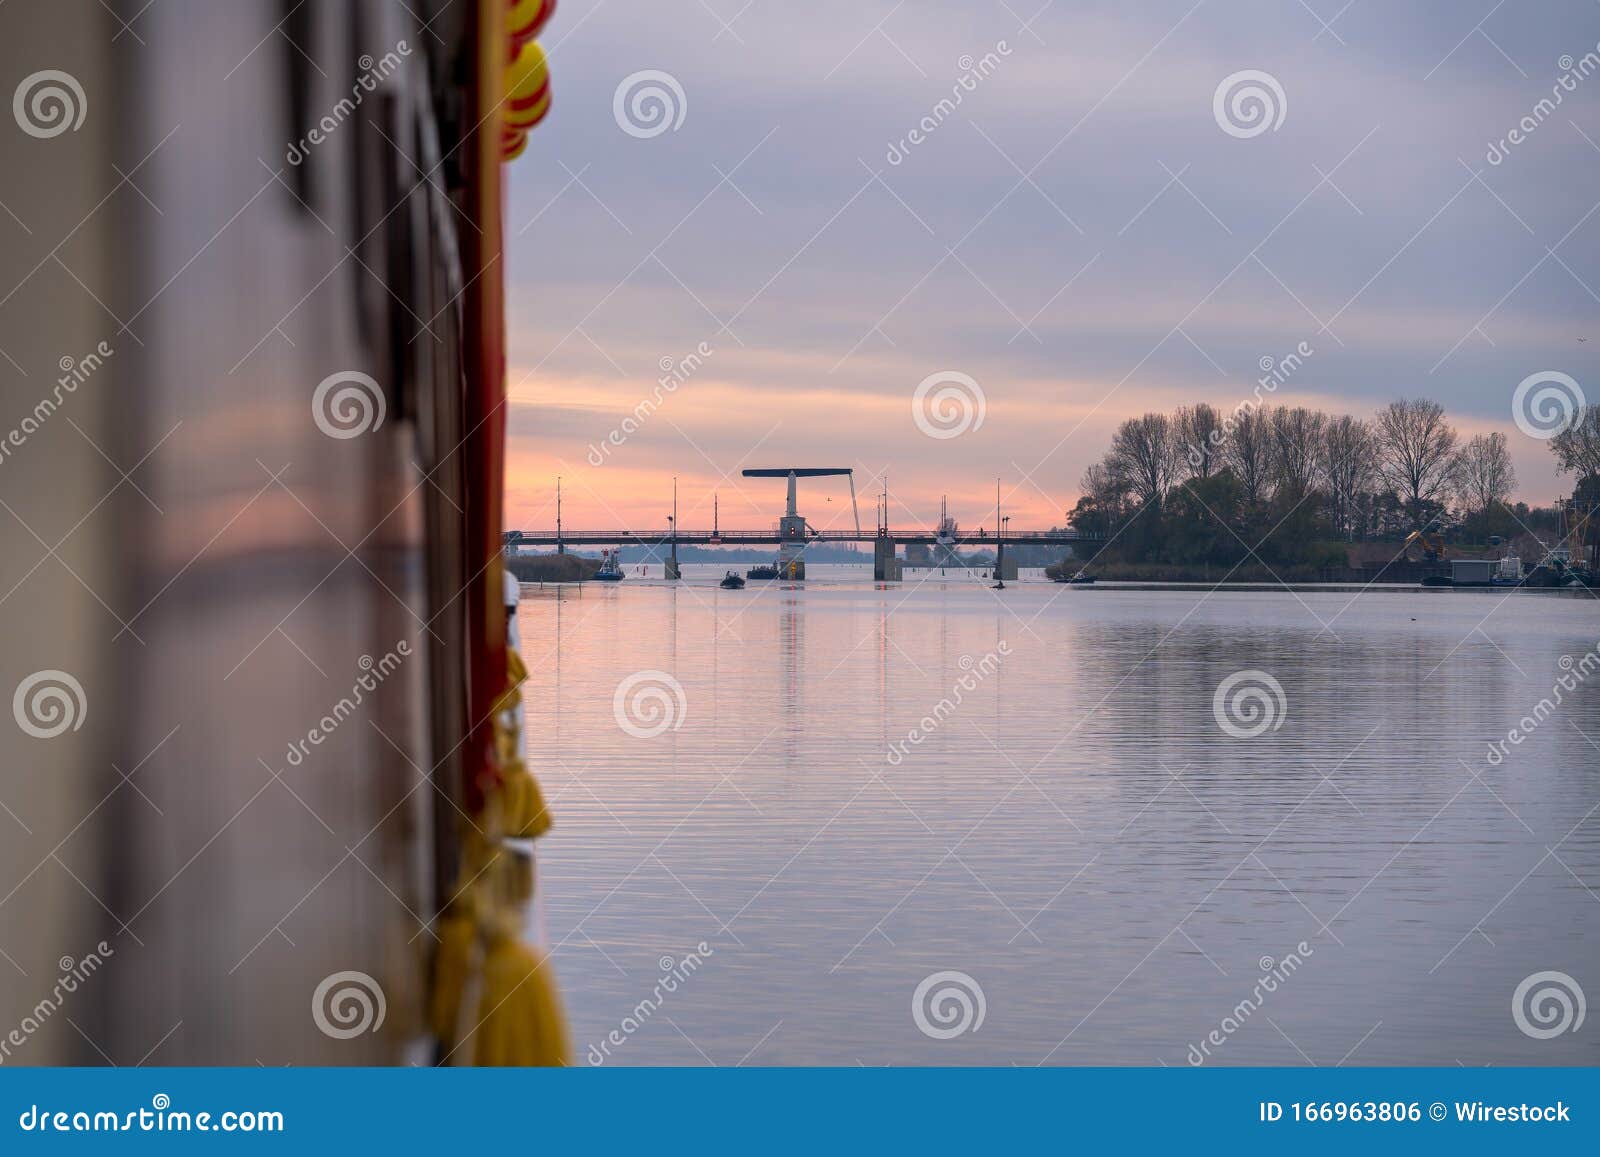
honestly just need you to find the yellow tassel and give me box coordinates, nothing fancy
[500,761,552,839]
[504,847,535,906]
[519,772,552,839]
[497,763,527,832]
[491,656,526,719]
[474,934,569,1066]
[491,685,521,720]
[428,906,478,1043]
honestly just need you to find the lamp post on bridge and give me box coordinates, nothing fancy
[992,479,1007,588]
[665,476,680,580]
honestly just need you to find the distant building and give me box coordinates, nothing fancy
[1451,559,1495,586]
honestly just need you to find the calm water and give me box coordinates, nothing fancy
[518,568,1600,1066]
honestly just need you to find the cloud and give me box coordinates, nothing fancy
[507,0,1600,524]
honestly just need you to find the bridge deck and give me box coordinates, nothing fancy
[505,529,1100,546]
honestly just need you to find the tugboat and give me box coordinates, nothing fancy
[593,548,625,582]
[1491,555,1523,587]
[720,570,746,589]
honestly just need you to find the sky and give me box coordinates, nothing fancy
[503,0,1600,537]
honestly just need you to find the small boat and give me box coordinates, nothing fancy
[746,562,780,580]
[593,549,625,582]
[1420,574,1451,587]
[1067,571,1095,585]
[720,571,746,589]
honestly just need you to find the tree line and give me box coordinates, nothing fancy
[1069,398,1596,573]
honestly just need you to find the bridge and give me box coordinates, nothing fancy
[503,528,1101,547]
[502,527,1102,581]
[509,469,1102,580]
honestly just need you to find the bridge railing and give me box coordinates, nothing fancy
[505,530,782,541]
[505,528,1104,542]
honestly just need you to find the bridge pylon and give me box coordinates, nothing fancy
[873,535,901,581]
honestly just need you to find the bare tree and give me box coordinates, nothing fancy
[1174,403,1223,479]
[1079,460,1128,515]
[1374,398,1459,516]
[1270,406,1327,496]
[1318,414,1376,539]
[1223,404,1274,506]
[1551,404,1600,479]
[1106,413,1177,507]
[1453,431,1517,517]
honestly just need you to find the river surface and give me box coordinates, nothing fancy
[516,567,1600,1066]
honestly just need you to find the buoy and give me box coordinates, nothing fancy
[508,0,556,53]
[504,40,550,128]
[506,86,550,133]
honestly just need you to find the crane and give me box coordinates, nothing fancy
[1401,528,1447,562]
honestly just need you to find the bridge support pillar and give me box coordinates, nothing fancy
[664,555,680,580]
[874,536,901,581]
[994,552,1017,581]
